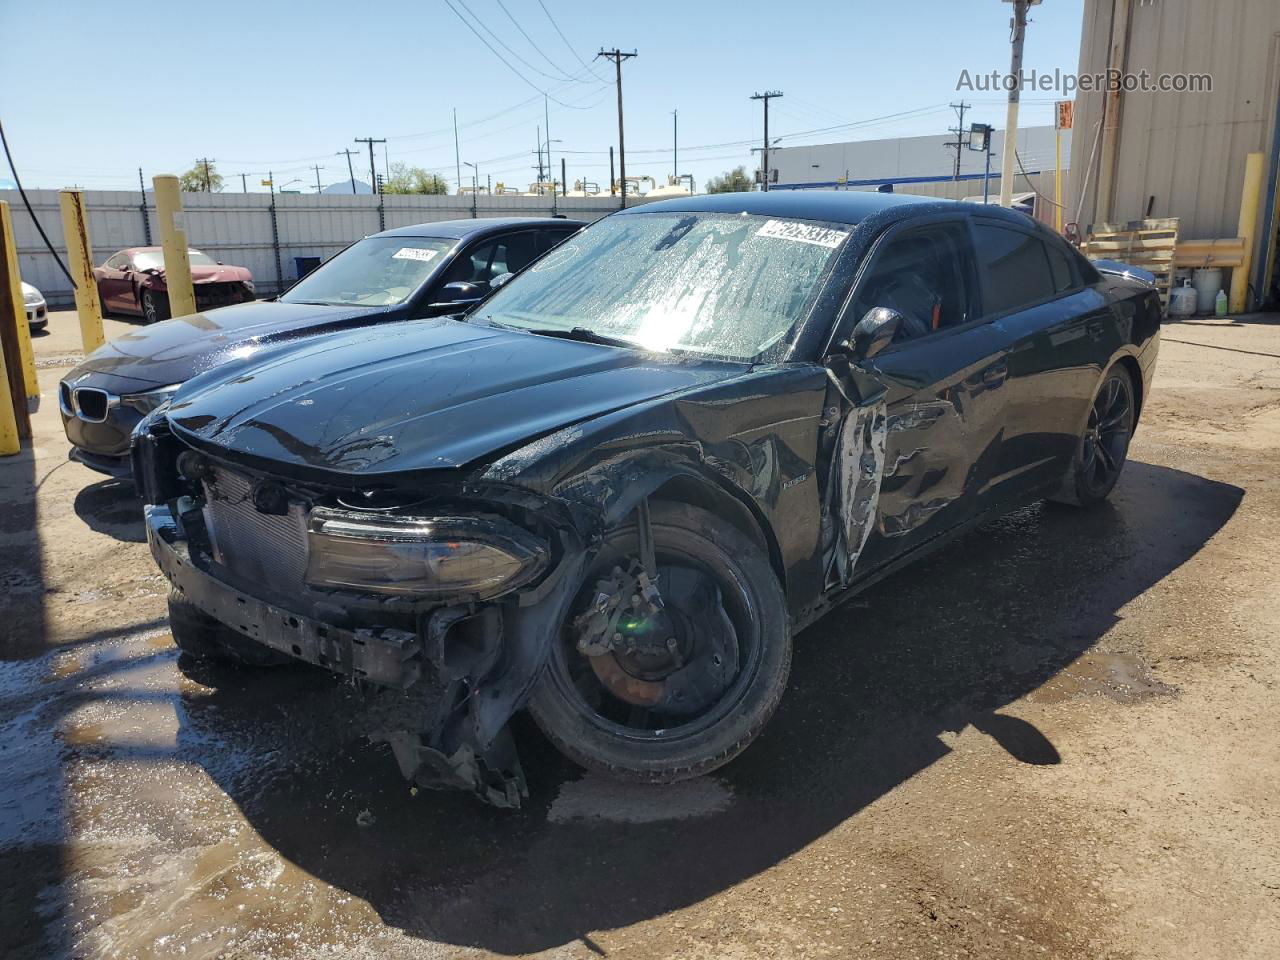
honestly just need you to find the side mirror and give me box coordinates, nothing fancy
[490,271,514,290]
[432,280,485,307]
[850,307,903,360]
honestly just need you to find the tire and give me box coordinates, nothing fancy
[1051,364,1136,507]
[528,502,791,782]
[141,288,170,324]
[167,588,289,667]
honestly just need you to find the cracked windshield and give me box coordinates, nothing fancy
[279,236,454,307]
[480,212,849,360]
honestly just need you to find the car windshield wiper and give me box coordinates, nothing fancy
[522,326,638,349]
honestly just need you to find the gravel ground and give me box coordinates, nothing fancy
[1,309,1277,960]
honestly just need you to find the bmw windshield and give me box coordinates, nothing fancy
[476,212,850,361]
[280,236,455,307]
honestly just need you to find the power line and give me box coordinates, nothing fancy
[0,117,75,286]
[537,0,609,83]
[455,0,583,85]
[442,0,600,109]
[496,0,581,83]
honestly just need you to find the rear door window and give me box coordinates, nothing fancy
[1044,238,1077,294]
[972,222,1058,316]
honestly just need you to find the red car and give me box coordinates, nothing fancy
[94,247,255,323]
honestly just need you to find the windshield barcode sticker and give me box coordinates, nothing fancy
[392,247,439,262]
[755,219,849,249]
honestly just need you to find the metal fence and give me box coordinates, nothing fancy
[1,189,647,305]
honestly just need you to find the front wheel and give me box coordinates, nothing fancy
[140,288,170,323]
[528,502,791,782]
[1052,365,1136,507]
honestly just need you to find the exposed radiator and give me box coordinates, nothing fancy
[202,467,309,597]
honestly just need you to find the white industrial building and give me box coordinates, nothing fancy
[768,125,1070,193]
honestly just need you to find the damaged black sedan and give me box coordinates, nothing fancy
[133,192,1161,806]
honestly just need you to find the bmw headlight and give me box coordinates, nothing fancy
[304,507,548,599]
[23,289,41,305]
[121,383,182,415]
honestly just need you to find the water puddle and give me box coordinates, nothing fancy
[1032,650,1177,705]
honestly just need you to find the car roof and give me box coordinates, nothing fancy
[619,190,939,225]
[373,217,586,240]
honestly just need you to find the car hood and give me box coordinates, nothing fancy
[190,264,252,283]
[73,300,392,386]
[167,318,742,479]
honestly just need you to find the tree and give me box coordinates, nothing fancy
[179,160,224,193]
[705,165,753,194]
[382,162,450,195]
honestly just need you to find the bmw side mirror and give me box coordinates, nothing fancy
[851,307,903,360]
[432,280,485,308]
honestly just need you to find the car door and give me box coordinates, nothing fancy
[823,215,1013,586]
[969,220,1116,502]
[96,252,130,312]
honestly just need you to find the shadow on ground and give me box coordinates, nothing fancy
[73,479,144,543]
[157,461,1242,953]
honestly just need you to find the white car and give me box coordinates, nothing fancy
[22,281,47,330]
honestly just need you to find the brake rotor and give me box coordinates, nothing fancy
[582,565,740,717]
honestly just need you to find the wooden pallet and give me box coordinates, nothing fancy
[1082,217,1179,309]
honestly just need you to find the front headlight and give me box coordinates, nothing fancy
[23,290,41,305]
[304,507,548,599]
[120,383,182,415]
[243,279,255,293]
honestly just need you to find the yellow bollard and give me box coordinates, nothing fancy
[0,338,19,455]
[1,202,39,399]
[1230,151,1265,314]
[58,190,105,352]
[152,175,197,319]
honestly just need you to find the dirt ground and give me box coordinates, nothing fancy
[1,309,1277,960]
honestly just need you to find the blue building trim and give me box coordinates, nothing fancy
[771,170,1043,191]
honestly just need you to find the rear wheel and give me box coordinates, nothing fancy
[167,588,289,667]
[141,288,170,323]
[1052,365,1136,506]
[528,502,791,782]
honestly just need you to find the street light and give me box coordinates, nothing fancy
[463,161,478,219]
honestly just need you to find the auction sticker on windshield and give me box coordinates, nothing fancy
[755,219,849,249]
[392,247,439,262]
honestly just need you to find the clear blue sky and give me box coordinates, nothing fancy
[1,0,1085,194]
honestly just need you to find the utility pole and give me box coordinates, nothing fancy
[195,157,216,192]
[561,158,567,199]
[310,164,325,193]
[609,147,616,196]
[536,125,545,184]
[750,91,782,191]
[354,137,386,195]
[336,149,358,194]
[945,101,971,180]
[453,108,462,195]
[999,0,1036,207]
[672,109,678,184]
[597,48,637,208]
[239,173,248,193]
[544,95,554,195]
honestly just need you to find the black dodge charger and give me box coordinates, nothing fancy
[133,192,1161,806]
[59,217,583,478]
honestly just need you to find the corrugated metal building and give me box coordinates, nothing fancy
[1068,0,1280,303]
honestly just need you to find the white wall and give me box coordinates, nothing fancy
[2,190,648,304]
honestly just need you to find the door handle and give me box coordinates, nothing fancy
[1086,319,1105,341]
[982,363,1008,388]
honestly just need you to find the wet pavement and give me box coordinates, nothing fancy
[2,311,1278,959]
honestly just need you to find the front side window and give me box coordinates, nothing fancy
[104,253,128,270]
[444,233,538,287]
[852,222,976,341]
[973,222,1058,315]
[280,236,455,307]
[476,212,849,360]
[131,250,217,270]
